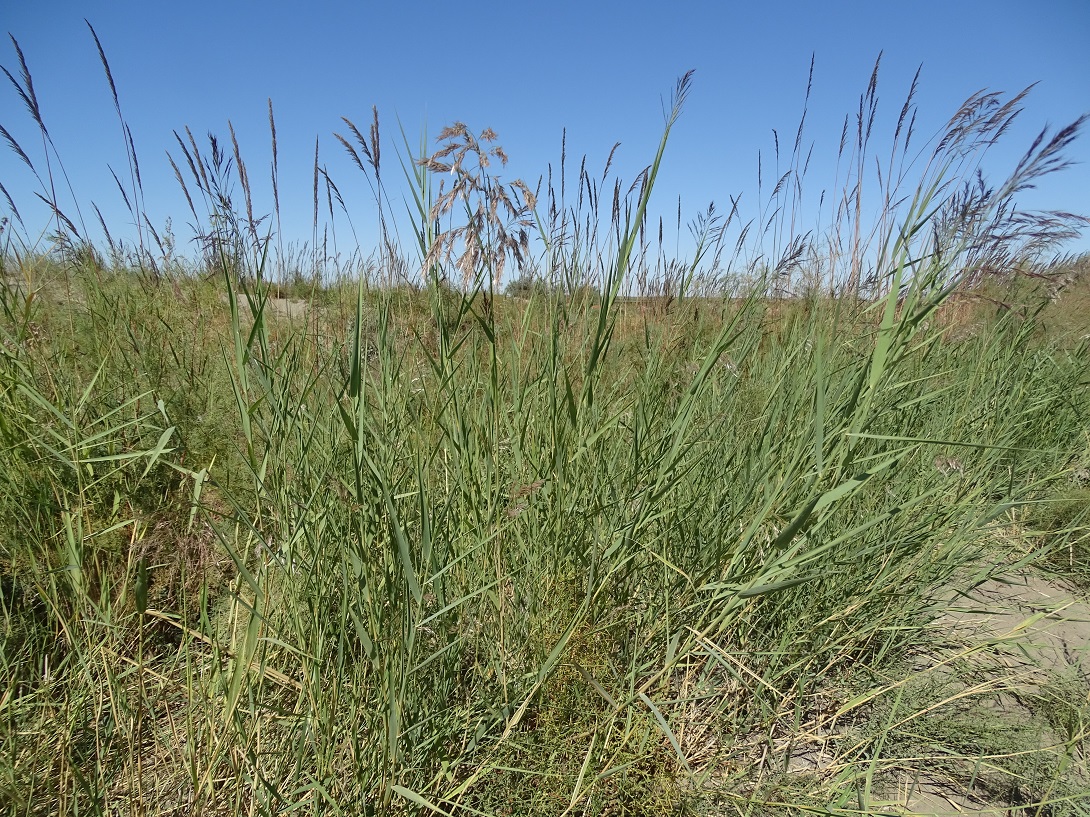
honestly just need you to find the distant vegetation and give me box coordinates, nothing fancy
[1,32,1089,816]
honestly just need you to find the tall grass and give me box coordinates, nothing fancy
[2,34,1089,815]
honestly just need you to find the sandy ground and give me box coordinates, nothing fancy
[221,292,308,319]
[891,572,1090,816]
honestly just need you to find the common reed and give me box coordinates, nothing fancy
[1,31,1089,817]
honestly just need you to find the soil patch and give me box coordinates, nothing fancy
[887,572,1090,815]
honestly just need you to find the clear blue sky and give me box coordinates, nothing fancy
[2,0,1089,274]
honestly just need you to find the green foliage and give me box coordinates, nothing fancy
[4,236,1089,815]
[2,48,1090,817]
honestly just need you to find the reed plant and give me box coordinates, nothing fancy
[2,34,1089,816]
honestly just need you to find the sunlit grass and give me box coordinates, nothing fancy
[2,39,1090,817]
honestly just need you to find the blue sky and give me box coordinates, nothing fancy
[2,0,1089,273]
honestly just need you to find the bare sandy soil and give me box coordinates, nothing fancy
[220,292,308,319]
[892,572,1090,816]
